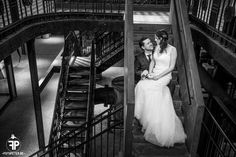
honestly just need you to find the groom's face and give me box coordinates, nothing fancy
[142,38,153,51]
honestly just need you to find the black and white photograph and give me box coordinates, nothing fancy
[0,0,235,156]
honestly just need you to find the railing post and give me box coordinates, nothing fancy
[85,40,96,157]
[9,0,19,22]
[4,55,17,99]
[27,38,45,149]
[193,42,201,62]
[123,0,134,156]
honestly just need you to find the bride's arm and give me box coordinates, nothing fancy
[153,47,177,80]
[148,46,158,74]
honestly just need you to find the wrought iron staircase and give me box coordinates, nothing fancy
[30,103,124,157]
[32,28,125,157]
[73,30,125,74]
[29,32,124,155]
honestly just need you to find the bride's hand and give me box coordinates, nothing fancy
[146,73,154,79]
[153,75,160,80]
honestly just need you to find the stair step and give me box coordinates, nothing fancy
[65,97,88,101]
[67,85,89,93]
[66,92,88,98]
[132,119,184,143]
[75,58,90,65]
[64,108,87,112]
[69,66,90,73]
[133,142,189,157]
[68,76,101,83]
[64,110,87,118]
[133,118,185,140]
[69,71,90,77]
[60,142,83,149]
[173,85,180,100]
[60,126,85,141]
[75,56,91,62]
[74,60,91,67]
[68,79,90,85]
[64,100,87,110]
[168,80,179,94]
[173,100,182,111]
[69,72,101,79]
[61,136,85,146]
[172,70,179,80]
[61,124,86,131]
[58,147,83,157]
[62,120,86,127]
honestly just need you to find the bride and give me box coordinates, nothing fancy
[135,30,186,147]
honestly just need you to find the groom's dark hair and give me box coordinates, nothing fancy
[139,37,149,50]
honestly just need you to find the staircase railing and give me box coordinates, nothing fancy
[95,31,124,66]
[0,0,124,29]
[0,0,170,30]
[170,0,205,156]
[73,29,124,72]
[187,1,236,156]
[30,30,124,157]
[48,31,78,145]
[198,95,236,157]
[29,104,124,157]
[188,0,236,54]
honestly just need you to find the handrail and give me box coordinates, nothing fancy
[189,15,236,54]
[95,32,124,63]
[198,95,236,157]
[85,40,96,157]
[213,96,236,126]
[0,0,169,30]
[171,0,205,156]
[48,31,77,146]
[0,0,123,29]
[0,12,123,39]
[30,104,124,157]
[187,0,236,54]
[173,0,205,106]
[0,12,124,62]
[0,0,169,61]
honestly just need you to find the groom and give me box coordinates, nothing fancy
[135,37,154,82]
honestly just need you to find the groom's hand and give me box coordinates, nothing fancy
[141,70,148,78]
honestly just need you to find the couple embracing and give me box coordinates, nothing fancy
[134,30,186,147]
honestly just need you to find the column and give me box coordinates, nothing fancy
[27,39,45,149]
[4,55,17,98]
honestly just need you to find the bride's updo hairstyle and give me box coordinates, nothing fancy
[155,30,168,54]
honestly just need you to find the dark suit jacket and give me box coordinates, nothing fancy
[135,52,150,82]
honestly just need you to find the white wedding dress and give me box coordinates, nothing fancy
[135,45,186,147]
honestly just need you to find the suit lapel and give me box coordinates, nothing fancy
[141,53,149,65]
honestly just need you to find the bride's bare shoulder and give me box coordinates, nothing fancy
[167,44,175,48]
[167,44,177,51]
